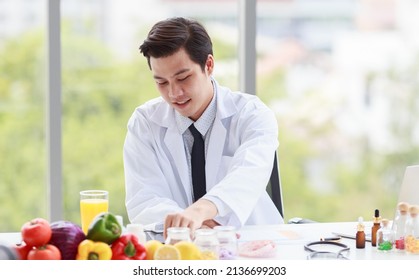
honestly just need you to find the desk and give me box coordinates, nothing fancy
[236,222,419,260]
[1,222,419,260]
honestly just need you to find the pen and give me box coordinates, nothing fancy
[331,232,372,242]
[320,236,341,241]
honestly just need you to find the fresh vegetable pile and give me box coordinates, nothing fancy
[15,217,61,260]
[12,212,217,260]
[13,212,147,260]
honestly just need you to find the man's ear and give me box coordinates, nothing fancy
[205,54,214,75]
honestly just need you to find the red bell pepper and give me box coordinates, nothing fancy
[111,233,146,260]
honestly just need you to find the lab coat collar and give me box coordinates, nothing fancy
[213,78,237,119]
[147,80,241,200]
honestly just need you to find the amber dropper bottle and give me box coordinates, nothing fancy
[371,209,381,247]
[356,216,366,249]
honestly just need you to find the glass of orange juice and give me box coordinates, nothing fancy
[80,190,109,234]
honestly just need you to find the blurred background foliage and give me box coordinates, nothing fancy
[1,13,419,232]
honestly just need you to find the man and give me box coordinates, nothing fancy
[123,17,283,237]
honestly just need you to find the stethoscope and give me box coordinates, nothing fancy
[304,240,350,260]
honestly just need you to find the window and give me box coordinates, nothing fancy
[0,0,47,231]
[256,0,419,221]
[2,0,418,232]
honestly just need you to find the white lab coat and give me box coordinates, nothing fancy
[123,80,283,228]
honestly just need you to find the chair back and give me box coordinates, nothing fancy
[266,151,284,218]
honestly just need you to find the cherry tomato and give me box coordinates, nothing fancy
[21,218,52,247]
[27,244,61,260]
[13,241,32,260]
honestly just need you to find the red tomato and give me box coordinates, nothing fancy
[13,241,32,260]
[27,244,61,260]
[21,218,52,247]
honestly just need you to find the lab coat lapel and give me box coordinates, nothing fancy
[151,100,192,203]
[206,119,226,188]
[206,83,237,188]
[164,125,192,202]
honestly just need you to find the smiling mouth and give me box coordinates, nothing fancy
[174,99,191,105]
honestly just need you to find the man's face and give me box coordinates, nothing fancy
[150,48,214,121]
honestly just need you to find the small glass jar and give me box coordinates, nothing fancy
[165,227,191,245]
[392,201,409,251]
[214,225,238,259]
[126,223,147,245]
[355,216,365,249]
[405,205,419,254]
[115,215,126,234]
[377,219,395,252]
[193,228,219,260]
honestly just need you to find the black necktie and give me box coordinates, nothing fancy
[189,124,206,201]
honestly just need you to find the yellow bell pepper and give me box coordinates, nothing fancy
[76,239,112,260]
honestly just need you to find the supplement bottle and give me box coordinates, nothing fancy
[356,216,366,249]
[405,205,419,254]
[126,223,147,245]
[214,225,238,259]
[392,202,409,251]
[193,228,219,260]
[377,218,395,252]
[371,209,381,247]
[165,227,191,245]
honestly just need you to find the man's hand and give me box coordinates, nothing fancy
[201,219,220,228]
[163,199,217,239]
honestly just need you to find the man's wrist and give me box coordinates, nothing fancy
[188,198,218,220]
